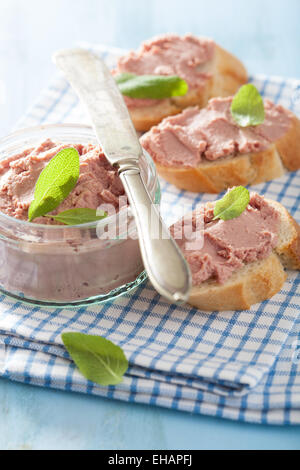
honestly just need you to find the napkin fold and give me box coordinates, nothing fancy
[0,45,299,425]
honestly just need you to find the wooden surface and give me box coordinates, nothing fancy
[0,0,299,450]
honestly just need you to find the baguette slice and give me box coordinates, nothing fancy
[187,200,300,311]
[155,144,286,194]
[189,253,287,311]
[268,200,300,270]
[127,45,247,132]
[144,109,300,194]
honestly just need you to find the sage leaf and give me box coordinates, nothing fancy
[28,147,80,222]
[115,73,188,99]
[231,84,265,127]
[213,186,250,221]
[47,208,107,225]
[62,332,128,386]
[115,72,136,84]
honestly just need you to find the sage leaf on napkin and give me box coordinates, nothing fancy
[47,208,107,225]
[213,186,250,221]
[61,332,128,386]
[115,73,188,99]
[28,147,80,222]
[231,84,265,127]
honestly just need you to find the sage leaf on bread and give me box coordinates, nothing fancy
[115,72,136,84]
[28,147,80,222]
[231,84,265,127]
[46,208,107,225]
[115,73,188,99]
[62,332,128,386]
[213,186,250,221]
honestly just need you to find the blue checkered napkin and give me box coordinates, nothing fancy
[0,45,300,425]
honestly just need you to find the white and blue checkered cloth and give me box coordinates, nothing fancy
[0,45,299,425]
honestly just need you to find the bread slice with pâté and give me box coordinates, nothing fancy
[114,34,248,132]
[141,93,300,193]
[171,190,300,311]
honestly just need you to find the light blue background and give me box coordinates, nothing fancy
[0,0,299,450]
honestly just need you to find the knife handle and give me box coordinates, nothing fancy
[119,168,191,304]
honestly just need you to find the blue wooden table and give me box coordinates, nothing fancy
[0,0,299,450]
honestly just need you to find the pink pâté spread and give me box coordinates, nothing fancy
[0,139,125,224]
[141,97,292,167]
[170,193,280,286]
[115,33,216,108]
[0,138,146,303]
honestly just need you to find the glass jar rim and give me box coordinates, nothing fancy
[0,123,160,240]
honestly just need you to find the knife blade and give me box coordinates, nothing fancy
[53,48,192,304]
[54,48,142,167]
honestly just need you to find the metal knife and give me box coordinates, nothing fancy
[53,48,191,304]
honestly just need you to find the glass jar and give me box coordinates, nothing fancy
[0,124,160,307]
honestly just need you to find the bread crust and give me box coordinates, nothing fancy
[188,253,287,311]
[128,86,214,133]
[186,200,299,311]
[267,200,300,270]
[128,44,247,132]
[128,101,180,134]
[275,113,300,171]
[155,144,285,193]
[153,109,300,194]
[212,45,248,97]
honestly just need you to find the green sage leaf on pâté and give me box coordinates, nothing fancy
[213,186,250,221]
[115,73,188,99]
[28,147,80,222]
[47,208,107,225]
[231,84,265,127]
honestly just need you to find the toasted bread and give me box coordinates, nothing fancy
[143,106,300,194]
[189,253,287,311]
[127,45,247,132]
[155,144,286,193]
[186,200,300,311]
[274,113,300,172]
[268,200,300,270]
